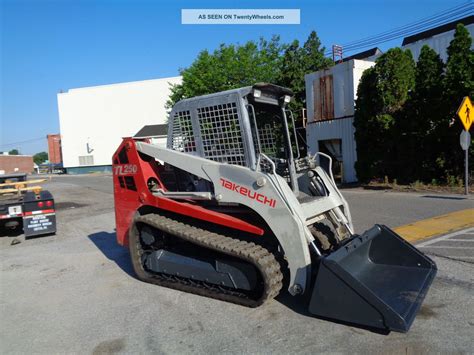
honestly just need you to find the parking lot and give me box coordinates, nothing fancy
[1,174,473,354]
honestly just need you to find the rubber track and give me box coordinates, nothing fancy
[131,214,283,307]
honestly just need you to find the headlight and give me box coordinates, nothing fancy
[253,89,261,98]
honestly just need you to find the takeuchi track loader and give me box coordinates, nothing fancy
[113,83,436,332]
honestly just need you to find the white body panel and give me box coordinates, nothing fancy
[136,142,353,295]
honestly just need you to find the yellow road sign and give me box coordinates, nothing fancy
[457,96,472,131]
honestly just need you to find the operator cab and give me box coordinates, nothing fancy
[245,84,300,192]
[167,83,326,198]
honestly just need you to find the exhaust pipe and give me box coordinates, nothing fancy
[308,225,437,332]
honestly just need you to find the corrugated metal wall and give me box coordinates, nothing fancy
[403,24,474,62]
[305,60,375,183]
[306,118,358,183]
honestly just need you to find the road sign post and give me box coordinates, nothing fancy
[457,97,472,196]
[460,130,471,195]
[465,147,468,196]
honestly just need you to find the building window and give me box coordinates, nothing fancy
[79,155,94,166]
[313,75,334,121]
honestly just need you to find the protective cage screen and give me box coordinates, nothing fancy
[170,110,196,153]
[197,102,247,166]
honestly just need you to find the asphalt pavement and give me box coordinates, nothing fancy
[1,174,473,354]
[417,227,474,262]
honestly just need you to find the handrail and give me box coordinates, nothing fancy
[314,152,336,185]
[260,153,276,175]
[246,103,261,171]
[286,109,300,159]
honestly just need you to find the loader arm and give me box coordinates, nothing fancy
[136,141,313,295]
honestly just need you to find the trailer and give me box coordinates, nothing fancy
[0,173,56,238]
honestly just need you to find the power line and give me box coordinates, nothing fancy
[341,12,469,53]
[0,137,45,148]
[343,13,468,52]
[332,2,471,50]
[325,2,472,54]
[326,13,468,56]
[324,2,473,56]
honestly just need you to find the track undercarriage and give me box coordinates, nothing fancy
[130,214,283,307]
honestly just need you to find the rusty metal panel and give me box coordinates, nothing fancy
[319,77,325,120]
[313,78,321,121]
[326,75,334,120]
[305,60,376,124]
[318,75,334,120]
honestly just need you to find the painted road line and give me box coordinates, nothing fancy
[394,209,474,243]
[416,227,474,261]
[415,227,474,247]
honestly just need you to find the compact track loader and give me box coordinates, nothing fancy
[113,83,436,332]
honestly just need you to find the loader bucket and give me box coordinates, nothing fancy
[308,225,437,332]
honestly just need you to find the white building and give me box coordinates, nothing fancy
[305,59,376,183]
[57,76,182,173]
[402,16,474,61]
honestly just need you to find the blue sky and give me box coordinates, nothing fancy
[0,0,465,154]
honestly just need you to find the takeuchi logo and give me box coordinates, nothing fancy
[219,178,276,208]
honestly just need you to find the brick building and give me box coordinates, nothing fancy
[0,154,34,174]
[47,134,62,164]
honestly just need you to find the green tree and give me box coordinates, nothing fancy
[302,31,333,74]
[279,40,304,98]
[167,31,332,128]
[33,152,48,165]
[167,36,285,107]
[403,45,444,180]
[278,31,332,123]
[445,24,474,100]
[375,48,415,113]
[8,149,19,155]
[355,25,473,184]
[415,46,445,100]
[354,67,383,182]
[440,24,474,178]
[354,48,416,181]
